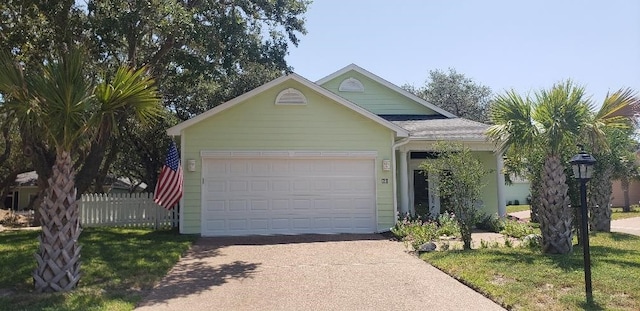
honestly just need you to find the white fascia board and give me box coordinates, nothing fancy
[167,73,408,138]
[316,64,457,119]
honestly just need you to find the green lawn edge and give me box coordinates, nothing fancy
[0,227,197,311]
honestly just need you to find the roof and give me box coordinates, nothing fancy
[316,64,457,119]
[14,171,145,190]
[167,73,409,137]
[16,171,38,186]
[392,118,490,141]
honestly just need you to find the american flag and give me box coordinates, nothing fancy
[154,142,184,209]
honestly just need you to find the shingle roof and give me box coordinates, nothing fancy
[392,118,490,140]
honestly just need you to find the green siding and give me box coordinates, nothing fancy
[320,71,440,115]
[181,80,395,234]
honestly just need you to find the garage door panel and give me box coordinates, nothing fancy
[271,180,288,192]
[202,158,376,236]
[250,180,269,191]
[205,200,226,212]
[229,200,247,212]
[271,199,290,210]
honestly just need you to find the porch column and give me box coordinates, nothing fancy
[399,150,409,215]
[496,153,506,217]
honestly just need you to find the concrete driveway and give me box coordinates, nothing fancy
[136,234,504,311]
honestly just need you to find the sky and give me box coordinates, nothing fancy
[286,0,640,105]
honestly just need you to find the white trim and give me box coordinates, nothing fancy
[496,153,507,217]
[316,64,457,118]
[391,137,410,225]
[275,88,307,105]
[200,150,378,159]
[167,73,408,137]
[179,134,185,234]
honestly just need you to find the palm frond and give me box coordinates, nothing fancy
[584,88,639,154]
[30,48,94,151]
[486,90,538,154]
[92,66,162,134]
[533,80,590,155]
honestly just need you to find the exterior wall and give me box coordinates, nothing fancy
[319,71,438,115]
[17,187,38,210]
[180,79,396,234]
[611,179,640,207]
[401,143,500,217]
[505,182,530,205]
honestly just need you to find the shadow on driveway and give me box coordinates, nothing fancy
[137,233,389,308]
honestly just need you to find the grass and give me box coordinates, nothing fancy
[505,205,640,221]
[0,227,197,311]
[421,232,640,311]
[611,206,640,220]
[506,204,530,214]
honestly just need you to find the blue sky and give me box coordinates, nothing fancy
[286,0,640,105]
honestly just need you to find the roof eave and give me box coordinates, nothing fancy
[166,72,409,137]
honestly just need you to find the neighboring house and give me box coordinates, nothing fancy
[6,171,143,210]
[167,64,506,236]
[611,150,640,207]
[611,179,640,207]
[505,175,531,206]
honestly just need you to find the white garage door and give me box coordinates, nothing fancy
[202,157,376,236]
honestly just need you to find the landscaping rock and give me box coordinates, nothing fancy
[417,242,437,252]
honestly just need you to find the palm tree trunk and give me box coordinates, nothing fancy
[33,151,82,292]
[621,177,631,212]
[588,167,612,231]
[529,174,542,223]
[539,155,573,254]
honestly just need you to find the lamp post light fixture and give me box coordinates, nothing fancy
[569,146,597,305]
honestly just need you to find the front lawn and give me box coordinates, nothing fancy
[611,206,640,220]
[506,204,530,214]
[421,232,640,310]
[0,227,196,311]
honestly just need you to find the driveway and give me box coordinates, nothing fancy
[136,234,505,311]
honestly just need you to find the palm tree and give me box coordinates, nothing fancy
[489,82,637,253]
[488,81,591,254]
[585,89,639,231]
[0,48,161,292]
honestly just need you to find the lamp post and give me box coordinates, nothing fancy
[569,147,597,305]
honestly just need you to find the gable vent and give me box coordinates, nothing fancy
[275,88,307,105]
[339,77,365,92]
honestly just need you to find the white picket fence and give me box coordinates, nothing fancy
[80,193,178,229]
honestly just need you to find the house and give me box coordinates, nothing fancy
[5,171,144,210]
[611,150,640,207]
[167,64,506,236]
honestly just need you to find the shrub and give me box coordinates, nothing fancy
[475,213,505,233]
[514,199,520,205]
[521,234,542,249]
[436,212,460,237]
[391,214,439,250]
[500,219,535,238]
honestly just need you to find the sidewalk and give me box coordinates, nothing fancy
[508,209,639,237]
[611,217,640,236]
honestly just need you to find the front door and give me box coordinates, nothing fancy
[413,170,429,216]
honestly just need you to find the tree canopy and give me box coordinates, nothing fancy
[404,68,493,123]
[0,0,310,194]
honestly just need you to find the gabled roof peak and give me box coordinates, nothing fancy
[316,64,457,119]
